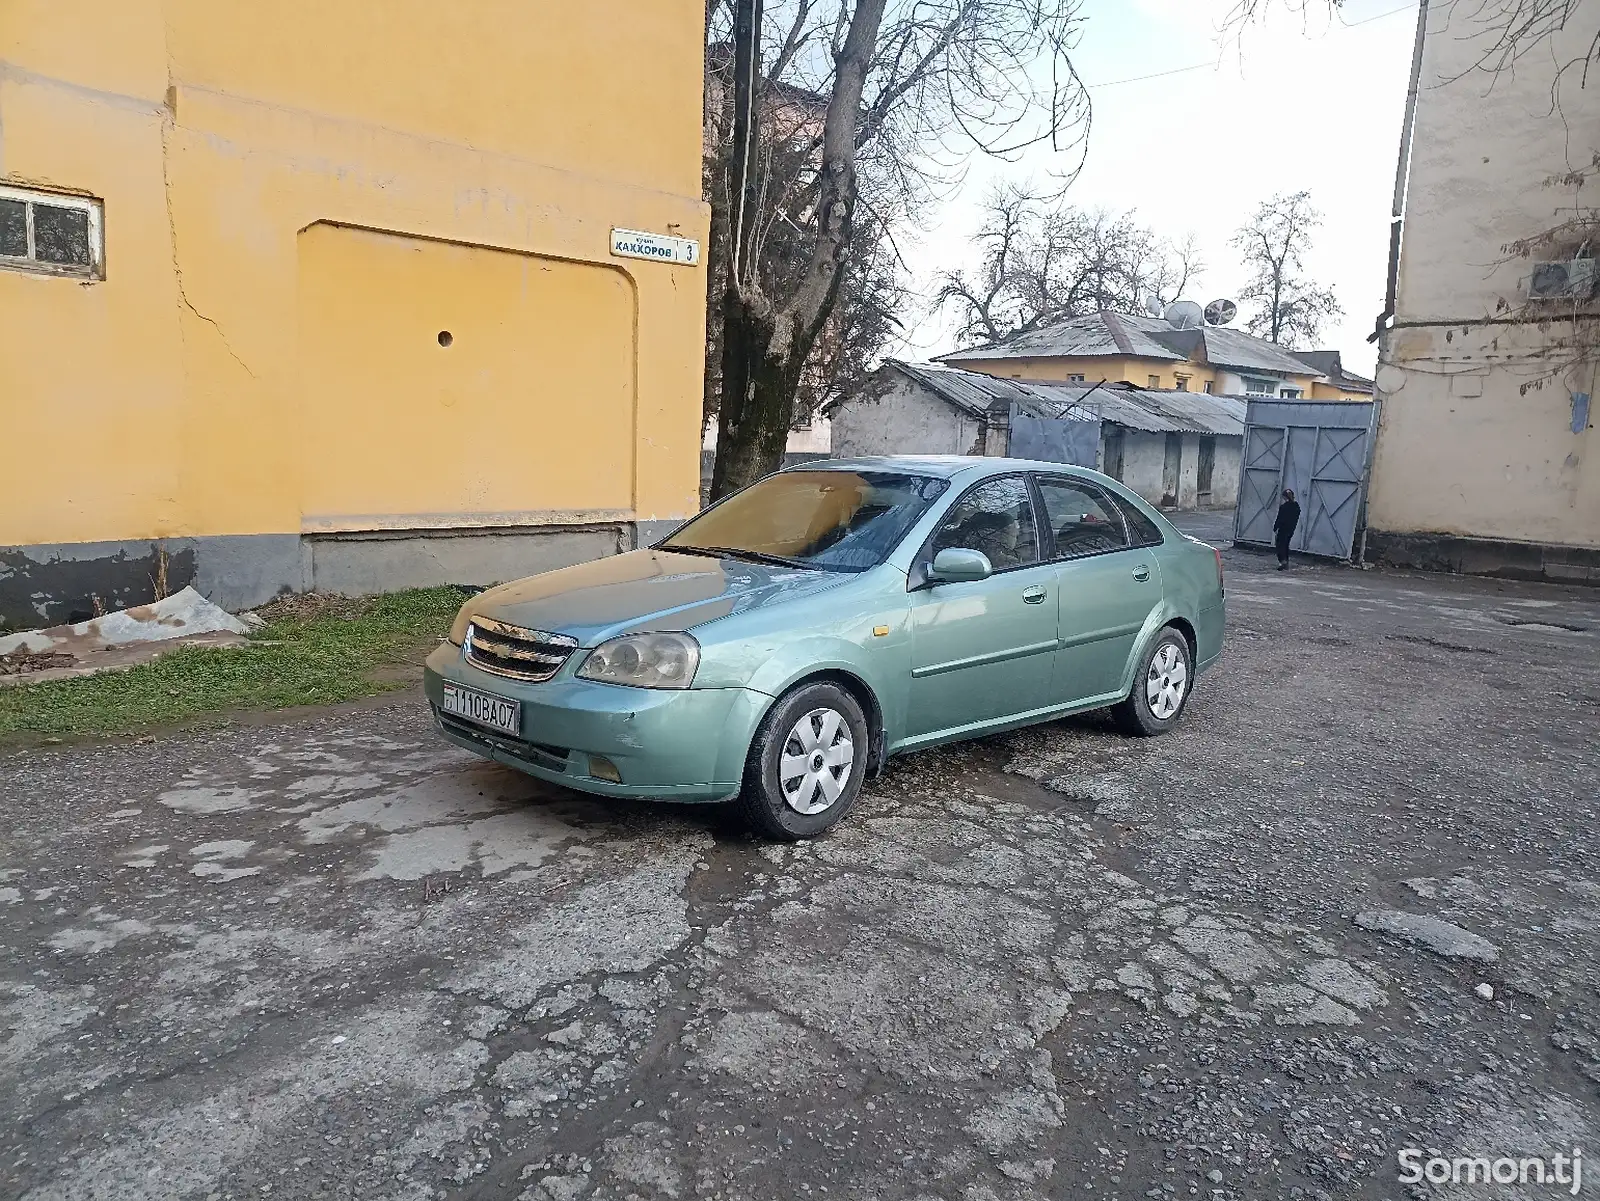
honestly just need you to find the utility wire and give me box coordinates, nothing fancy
[1084,2,1418,89]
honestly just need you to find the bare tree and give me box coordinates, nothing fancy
[702,28,910,442]
[705,0,1092,501]
[936,184,1204,346]
[1230,191,1341,347]
[1222,0,1599,90]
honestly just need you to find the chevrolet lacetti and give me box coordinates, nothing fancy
[424,457,1225,839]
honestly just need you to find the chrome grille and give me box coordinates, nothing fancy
[463,617,578,682]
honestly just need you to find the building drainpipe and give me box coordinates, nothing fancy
[1359,0,1429,566]
[1372,0,1430,345]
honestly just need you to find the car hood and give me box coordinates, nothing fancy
[464,549,852,646]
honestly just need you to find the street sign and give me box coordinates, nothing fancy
[610,228,700,266]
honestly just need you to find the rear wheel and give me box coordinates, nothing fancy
[1111,627,1193,737]
[736,681,868,840]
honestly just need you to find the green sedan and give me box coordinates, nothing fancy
[424,456,1225,839]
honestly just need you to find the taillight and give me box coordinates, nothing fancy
[1213,546,1224,596]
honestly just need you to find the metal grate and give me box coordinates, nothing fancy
[463,616,577,682]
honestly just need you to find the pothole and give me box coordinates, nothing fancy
[1495,616,1588,633]
[1386,633,1496,655]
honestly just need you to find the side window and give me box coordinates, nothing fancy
[1037,478,1131,559]
[1111,495,1165,547]
[929,476,1040,570]
[0,185,104,279]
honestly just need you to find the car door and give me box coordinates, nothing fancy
[905,475,1059,741]
[1035,474,1162,707]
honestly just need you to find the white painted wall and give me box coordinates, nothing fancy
[831,375,982,458]
[1177,434,1201,508]
[1116,432,1171,506]
[1104,428,1241,509]
[1215,370,1304,399]
[1210,437,1242,509]
[1367,3,1599,551]
[702,418,831,456]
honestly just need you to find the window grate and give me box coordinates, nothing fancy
[0,185,103,279]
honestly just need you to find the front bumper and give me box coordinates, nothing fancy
[423,642,769,803]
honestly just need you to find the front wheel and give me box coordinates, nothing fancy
[1111,627,1193,737]
[736,681,868,840]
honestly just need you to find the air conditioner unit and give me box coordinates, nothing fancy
[1528,258,1597,300]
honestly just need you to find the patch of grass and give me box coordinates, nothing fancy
[0,586,469,742]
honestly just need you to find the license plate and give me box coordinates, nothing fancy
[440,683,521,735]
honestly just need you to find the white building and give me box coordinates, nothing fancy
[1366,2,1599,582]
[832,361,1246,510]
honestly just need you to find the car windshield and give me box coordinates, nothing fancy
[662,470,949,572]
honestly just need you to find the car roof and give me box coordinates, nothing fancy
[789,455,1098,481]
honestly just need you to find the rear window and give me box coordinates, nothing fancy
[1111,495,1165,547]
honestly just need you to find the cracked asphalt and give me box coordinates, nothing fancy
[4,517,1599,1201]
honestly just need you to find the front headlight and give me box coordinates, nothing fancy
[577,632,701,690]
[448,603,475,646]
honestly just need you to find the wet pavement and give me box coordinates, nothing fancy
[3,524,1599,1201]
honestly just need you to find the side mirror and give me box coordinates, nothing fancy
[928,547,993,584]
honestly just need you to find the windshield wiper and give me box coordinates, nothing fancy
[665,545,820,570]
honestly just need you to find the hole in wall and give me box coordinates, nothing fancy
[437,330,454,348]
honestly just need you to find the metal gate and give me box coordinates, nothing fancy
[1233,400,1376,560]
[1008,406,1101,468]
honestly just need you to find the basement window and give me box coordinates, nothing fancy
[0,185,104,279]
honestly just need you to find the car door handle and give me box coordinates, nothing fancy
[1022,585,1048,604]
[1131,565,1150,582]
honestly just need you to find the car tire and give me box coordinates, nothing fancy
[1111,626,1193,737]
[736,681,869,840]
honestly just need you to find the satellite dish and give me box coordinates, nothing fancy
[1164,300,1204,330]
[1204,298,1239,327]
[1143,294,1165,317]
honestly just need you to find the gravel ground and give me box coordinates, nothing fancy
[3,525,1598,1201]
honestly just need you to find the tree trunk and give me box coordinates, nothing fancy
[710,289,801,499]
[708,0,888,501]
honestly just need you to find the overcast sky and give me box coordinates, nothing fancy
[891,0,1420,373]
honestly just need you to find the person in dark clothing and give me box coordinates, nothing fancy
[1273,489,1301,569]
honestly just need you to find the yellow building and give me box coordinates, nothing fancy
[940,311,1373,402]
[0,1,709,628]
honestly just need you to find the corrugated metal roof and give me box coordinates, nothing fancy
[1194,324,1325,377]
[935,310,1326,380]
[1076,386,1246,436]
[885,361,1078,420]
[936,313,1185,363]
[883,361,1245,437]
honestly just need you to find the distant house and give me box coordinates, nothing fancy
[832,361,1247,510]
[1293,351,1376,400]
[938,310,1373,403]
